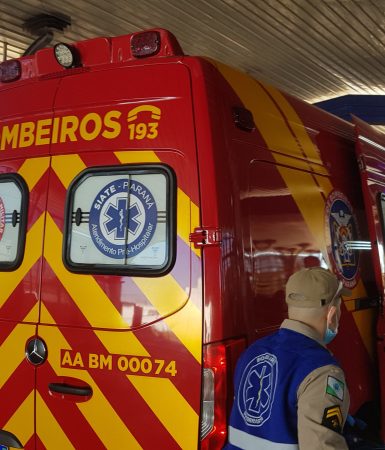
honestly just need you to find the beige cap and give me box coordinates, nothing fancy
[286,267,351,308]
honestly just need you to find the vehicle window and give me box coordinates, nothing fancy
[64,164,176,276]
[0,174,28,271]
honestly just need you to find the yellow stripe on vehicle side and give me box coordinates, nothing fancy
[209,61,305,161]
[277,167,328,254]
[51,154,86,188]
[18,157,50,191]
[178,188,200,254]
[114,150,161,164]
[132,276,202,363]
[215,62,375,357]
[263,84,328,170]
[36,392,75,450]
[39,315,143,450]
[212,63,330,254]
[0,214,44,311]
[128,375,198,450]
[0,323,36,389]
[314,175,334,198]
[4,391,34,447]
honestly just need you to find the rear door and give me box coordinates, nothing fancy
[0,77,59,449]
[0,157,50,450]
[354,116,385,439]
[35,63,203,449]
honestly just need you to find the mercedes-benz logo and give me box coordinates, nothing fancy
[25,337,47,366]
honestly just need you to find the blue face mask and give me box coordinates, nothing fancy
[324,326,338,345]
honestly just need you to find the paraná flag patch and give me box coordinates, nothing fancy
[326,376,344,401]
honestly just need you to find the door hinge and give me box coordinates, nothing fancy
[189,227,222,249]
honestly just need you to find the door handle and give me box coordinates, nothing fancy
[48,382,92,397]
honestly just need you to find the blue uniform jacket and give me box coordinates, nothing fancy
[224,325,340,449]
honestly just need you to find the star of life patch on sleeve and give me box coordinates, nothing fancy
[326,375,345,401]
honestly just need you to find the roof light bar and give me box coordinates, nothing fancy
[0,60,21,83]
[131,31,160,58]
[54,43,80,68]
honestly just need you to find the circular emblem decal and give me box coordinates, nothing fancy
[326,191,359,286]
[237,353,278,427]
[89,179,157,259]
[0,197,5,242]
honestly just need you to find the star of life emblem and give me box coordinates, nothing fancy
[89,179,157,259]
[238,353,278,427]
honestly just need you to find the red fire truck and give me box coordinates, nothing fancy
[0,27,384,449]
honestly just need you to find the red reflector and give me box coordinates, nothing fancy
[131,31,160,58]
[0,60,21,82]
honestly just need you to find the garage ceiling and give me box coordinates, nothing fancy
[1,0,385,104]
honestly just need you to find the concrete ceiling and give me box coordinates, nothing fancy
[1,0,385,104]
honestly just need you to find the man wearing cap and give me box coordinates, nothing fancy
[225,267,351,450]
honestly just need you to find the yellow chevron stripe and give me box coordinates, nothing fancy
[178,187,200,251]
[44,212,200,362]
[164,300,202,363]
[51,154,86,188]
[133,276,202,363]
[18,156,50,191]
[114,150,161,164]
[40,256,148,357]
[4,391,34,447]
[0,322,36,389]
[44,214,128,329]
[39,315,143,449]
[128,375,198,450]
[95,330,149,357]
[314,175,334,198]
[0,214,44,312]
[36,392,75,449]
